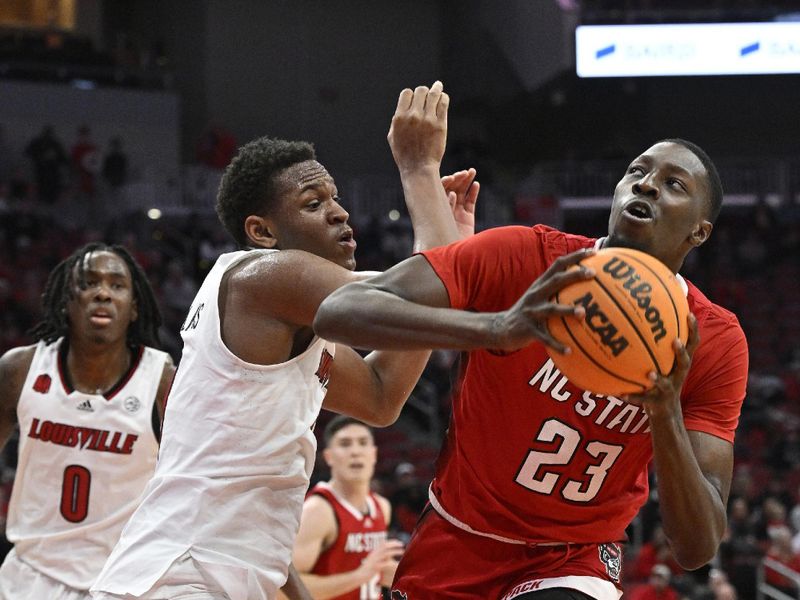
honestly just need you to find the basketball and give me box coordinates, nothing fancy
[547,247,690,396]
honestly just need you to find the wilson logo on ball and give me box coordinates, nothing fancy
[546,247,689,396]
[603,257,667,343]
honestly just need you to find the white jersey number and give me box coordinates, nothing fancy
[360,574,381,599]
[514,419,622,502]
[60,464,91,522]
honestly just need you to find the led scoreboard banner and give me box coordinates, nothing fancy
[576,22,800,77]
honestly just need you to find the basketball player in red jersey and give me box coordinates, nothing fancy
[315,138,748,599]
[0,243,174,600]
[284,416,401,600]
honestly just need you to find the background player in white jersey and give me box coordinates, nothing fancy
[283,415,402,600]
[0,242,175,600]
[92,81,476,600]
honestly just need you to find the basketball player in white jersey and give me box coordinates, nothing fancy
[91,81,477,600]
[284,415,400,600]
[0,242,175,600]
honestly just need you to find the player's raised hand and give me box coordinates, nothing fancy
[490,248,596,353]
[441,168,479,239]
[388,81,449,174]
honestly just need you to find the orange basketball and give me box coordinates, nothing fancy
[546,247,689,396]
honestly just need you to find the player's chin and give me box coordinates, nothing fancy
[336,253,357,271]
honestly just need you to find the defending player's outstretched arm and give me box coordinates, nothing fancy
[320,81,474,426]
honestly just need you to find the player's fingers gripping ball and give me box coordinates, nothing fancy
[547,247,690,396]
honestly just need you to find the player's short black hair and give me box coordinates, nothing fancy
[323,415,373,447]
[658,138,724,223]
[215,136,316,248]
[30,243,162,349]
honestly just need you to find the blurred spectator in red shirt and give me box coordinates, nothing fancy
[196,125,237,170]
[629,564,679,600]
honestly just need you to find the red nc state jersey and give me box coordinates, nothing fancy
[310,482,388,600]
[420,225,748,544]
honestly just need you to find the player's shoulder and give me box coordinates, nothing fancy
[686,280,747,349]
[373,492,392,520]
[687,281,744,332]
[529,224,595,262]
[0,344,39,405]
[0,343,38,375]
[303,489,338,522]
[227,248,345,290]
[470,224,593,251]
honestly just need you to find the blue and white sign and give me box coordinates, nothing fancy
[576,22,800,77]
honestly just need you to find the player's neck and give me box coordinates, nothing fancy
[65,338,132,395]
[330,479,371,512]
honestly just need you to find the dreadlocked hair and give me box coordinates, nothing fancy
[30,242,163,349]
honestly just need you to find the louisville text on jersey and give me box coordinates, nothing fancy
[27,417,139,454]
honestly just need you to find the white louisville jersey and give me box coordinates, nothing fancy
[93,250,335,600]
[6,338,167,590]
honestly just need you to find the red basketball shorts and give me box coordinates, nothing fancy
[391,507,624,600]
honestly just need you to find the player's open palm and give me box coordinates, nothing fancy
[388,81,449,173]
[492,248,596,352]
[358,539,404,584]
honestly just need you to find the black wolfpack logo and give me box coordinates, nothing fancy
[598,542,622,583]
[391,591,408,600]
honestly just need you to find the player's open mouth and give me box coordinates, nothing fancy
[622,201,654,223]
[338,230,357,250]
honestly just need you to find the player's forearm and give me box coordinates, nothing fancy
[360,349,432,426]
[281,564,314,600]
[297,570,370,600]
[648,411,726,569]
[315,283,497,351]
[402,165,461,250]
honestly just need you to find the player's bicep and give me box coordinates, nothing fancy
[322,346,383,423]
[688,430,734,505]
[0,346,35,447]
[155,357,176,424]
[292,496,336,573]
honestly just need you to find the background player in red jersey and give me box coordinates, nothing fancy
[283,416,402,600]
[0,243,174,600]
[314,137,748,599]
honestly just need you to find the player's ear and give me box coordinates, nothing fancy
[244,215,278,249]
[322,447,333,468]
[689,220,712,247]
[130,299,139,323]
